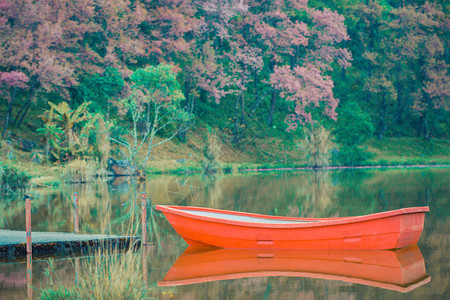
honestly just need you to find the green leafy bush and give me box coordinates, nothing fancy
[334,146,374,166]
[0,161,30,194]
[335,102,374,166]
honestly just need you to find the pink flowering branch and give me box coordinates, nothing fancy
[270,64,339,130]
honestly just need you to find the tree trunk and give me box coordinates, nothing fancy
[2,87,16,137]
[423,91,433,141]
[416,114,424,137]
[13,94,33,128]
[267,58,276,127]
[240,90,245,125]
[424,117,431,141]
[290,48,296,70]
[254,70,258,108]
[377,95,386,141]
[395,64,403,125]
[233,94,241,147]
[267,90,276,127]
[178,79,192,143]
[423,101,432,141]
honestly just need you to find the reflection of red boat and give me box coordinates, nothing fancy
[158,245,431,293]
[156,205,428,249]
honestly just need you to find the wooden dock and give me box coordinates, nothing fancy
[0,230,139,261]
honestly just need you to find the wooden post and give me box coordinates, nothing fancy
[75,257,80,286]
[142,245,148,287]
[25,195,32,254]
[141,192,147,246]
[27,253,32,300]
[74,192,79,233]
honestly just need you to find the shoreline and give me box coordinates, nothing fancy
[5,160,450,189]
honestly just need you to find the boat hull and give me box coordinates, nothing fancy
[155,205,428,250]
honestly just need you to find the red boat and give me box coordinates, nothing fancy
[158,245,431,293]
[155,205,429,250]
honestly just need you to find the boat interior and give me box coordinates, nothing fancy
[179,209,319,224]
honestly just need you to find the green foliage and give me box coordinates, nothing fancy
[38,101,93,163]
[130,64,185,104]
[335,102,374,146]
[41,287,79,300]
[0,161,30,195]
[77,67,124,112]
[82,113,114,170]
[112,64,190,168]
[334,102,374,165]
[334,145,374,166]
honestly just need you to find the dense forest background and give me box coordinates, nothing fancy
[0,0,448,170]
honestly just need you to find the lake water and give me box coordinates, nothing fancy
[0,168,448,299]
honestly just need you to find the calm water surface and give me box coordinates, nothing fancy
[0,168,448,299]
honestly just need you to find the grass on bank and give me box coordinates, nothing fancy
[366,138,450,166]
[1,132,449,186]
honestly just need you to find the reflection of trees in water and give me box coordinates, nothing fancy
[1,168,448,238]
[62,182,118,234]
[146,175,204,206]
[293,171,337,217]
[328,168,448,217]
[170,272,358,300]
[190,172,337,218]
[1,169,448,299]
[422,218,449,297]
[203,175,223,208]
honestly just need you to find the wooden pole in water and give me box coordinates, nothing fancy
[143,245,148,287]
[75,257,80,286]
[74,192,79,233]
[141,192,147,246]
[27,253,32,300]
[25,194,33,254]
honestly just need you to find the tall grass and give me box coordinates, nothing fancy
[298,126,335,168]
[76,245,146,299]
[41,243,148,300]
[39,192,164,299]
[201,128,222,174]
[62,159,98,183]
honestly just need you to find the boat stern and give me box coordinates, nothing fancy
[395,209,427,249]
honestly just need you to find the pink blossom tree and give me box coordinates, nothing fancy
[389,3,449,140]
[0,0,99,135]
[245,1,351,129]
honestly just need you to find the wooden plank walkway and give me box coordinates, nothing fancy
[0,230,139,260]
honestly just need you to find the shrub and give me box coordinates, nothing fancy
[0,161,30,195]
[334,146,374,166]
